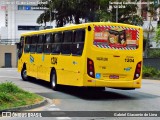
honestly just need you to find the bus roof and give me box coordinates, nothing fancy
[21,22,142,36]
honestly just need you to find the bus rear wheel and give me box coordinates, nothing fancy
[50,70,59,91]
[21,67,28,81]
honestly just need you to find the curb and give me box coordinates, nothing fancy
[143,78,160,80]
[0,97,48,112]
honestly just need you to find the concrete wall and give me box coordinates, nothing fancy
[0,45,17,68]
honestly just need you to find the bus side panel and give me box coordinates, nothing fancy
[41,54,54,82]
[26,54,37,78]
[56,56,85,86]
[18,58,23,73]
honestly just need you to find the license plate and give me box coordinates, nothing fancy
[109,75,119,79]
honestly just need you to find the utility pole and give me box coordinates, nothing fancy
[116,3,118,22]
[50,8,51,28]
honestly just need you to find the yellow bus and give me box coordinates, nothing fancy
[17,22,143,91]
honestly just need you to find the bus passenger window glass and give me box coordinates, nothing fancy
[51,44,61,54]
[61,31,72,55]
[74,29,85,42]
[51,34,55,43]
[72,43,84,55]
[44,44,52,53]
[51,33,62,54]
[46,34,51,43]
[63,31,72,42]
[37,45,43,53]
[54,33,62,43]
[38,35,45,43]
[25,36,31,44]
[24,36,31,53]
[31,36,38,44]
[24,44,30,53]
[30,45,36,53]
[72,29,85,56]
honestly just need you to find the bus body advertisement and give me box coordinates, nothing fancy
[17,22,143,90]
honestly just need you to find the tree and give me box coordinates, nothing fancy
[143,0,160,58]
[36,0,144,27]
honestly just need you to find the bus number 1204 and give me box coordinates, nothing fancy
[125,58,134,62]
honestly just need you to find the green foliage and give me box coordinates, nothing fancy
[0,82,24,93]
[154,27,160,46]
[143,66,160,78]
[0,82,43,110]
[148,49,160,58]
[37,0,143,27]
[125,15,143,26]
[95,9,111,22]
[0,92,14,103]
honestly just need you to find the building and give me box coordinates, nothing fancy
[0,0,55,42]
[137,0,160,48]
[0,0,55,67]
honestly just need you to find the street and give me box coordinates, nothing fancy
[0,68,160,120]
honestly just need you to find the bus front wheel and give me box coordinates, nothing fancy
[50,70,59,91]
[21,67,28,81]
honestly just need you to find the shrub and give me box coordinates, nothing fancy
[143,65,159,78]
[0,92,14,102]
[148,49,160,58]
[0,82,24,93]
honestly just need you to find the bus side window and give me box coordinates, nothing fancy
[38,35,45,44]
[30,36,37,53]
[24,36,30,53]
[61,31,72,55]
[37,35,45,53]
[72,29,85,56]
[51,32,62,54]
[44,34,52,54]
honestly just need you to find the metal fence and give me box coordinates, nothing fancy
[143,58,160,70]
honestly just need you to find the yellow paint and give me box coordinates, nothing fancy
[18,22,143,89]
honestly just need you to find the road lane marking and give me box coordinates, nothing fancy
[45,104,72,119]
[56,117,71,120]
[50,104,56,107]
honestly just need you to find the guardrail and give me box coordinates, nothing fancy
[143,58,160,70]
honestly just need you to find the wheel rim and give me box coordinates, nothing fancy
[52,74,56,87]
[23,70,27,79]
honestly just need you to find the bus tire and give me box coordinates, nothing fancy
[21,67,28,81]
[50,70,59,91]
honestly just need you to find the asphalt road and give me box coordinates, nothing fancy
[0,68,160,120]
